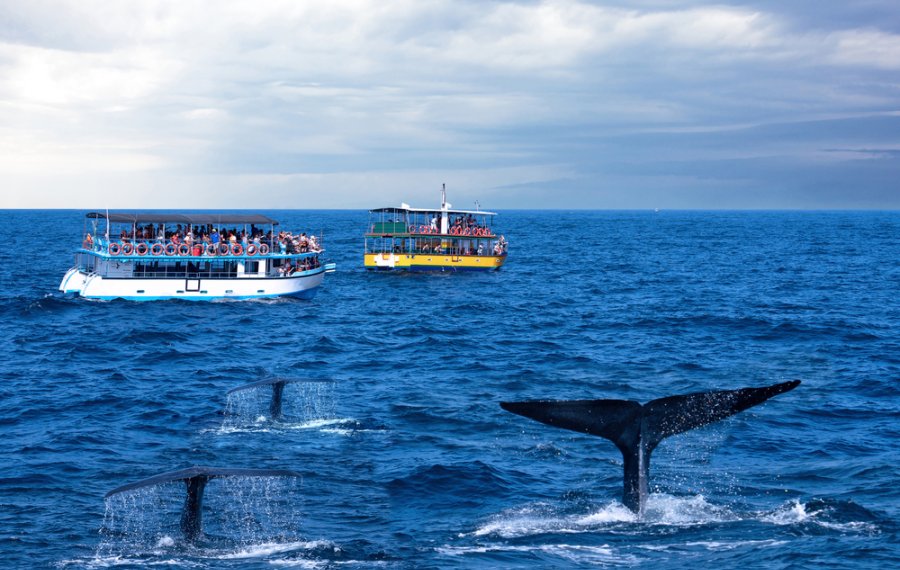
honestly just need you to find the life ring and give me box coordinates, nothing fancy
[451,227,460,235]
[218,243,230,256]
[259,244,270,255]
[475,228,484,237]
[165,243,177,256]
[150,243,164,256]
[135,242,149,256]
[121,243,134,255]
[108,243,121,256]
[246,244,258,256]
[206,243,217,256]
[419,225,429,234]
[178,244,190,256]
[463,228,473,236]
[231,243,243,255]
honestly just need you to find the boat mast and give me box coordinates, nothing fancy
[440,184,449,235]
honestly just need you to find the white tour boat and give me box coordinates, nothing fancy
[60,212,335,301]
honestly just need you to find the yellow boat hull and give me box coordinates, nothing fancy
[364,253,506,271]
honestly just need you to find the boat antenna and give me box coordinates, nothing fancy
[105,206,110,244]
[441,183,446,209]
[474,200,480,212]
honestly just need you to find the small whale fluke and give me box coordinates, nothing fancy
[227,378,334,420]
[501,380,800,514]
[105,466,301,541]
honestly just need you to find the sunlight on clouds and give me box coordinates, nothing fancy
[830,29,900,69]
[182,108,228,121]
[0,134,166,175]
[435,1,598,70]
[2,42,178,107]
[615,8,776,51]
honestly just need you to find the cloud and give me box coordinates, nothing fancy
[1,1,899,208]
[830,28,900,69]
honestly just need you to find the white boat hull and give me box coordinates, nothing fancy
[59,267,326,301]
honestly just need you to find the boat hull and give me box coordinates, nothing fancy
[364,253,505,271]
[59,268,326,301]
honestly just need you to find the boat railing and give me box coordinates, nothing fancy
[367,225,494,237]
[82,238,322,258]
[119,266,323,279]
[78,255,322,278]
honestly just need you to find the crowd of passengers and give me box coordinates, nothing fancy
[402,213,491,234]
[277,256,321,276]
[450,214,485,232]
[390,235,508,256]
[83,224,321,254]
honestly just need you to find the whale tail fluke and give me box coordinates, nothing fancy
[501,380,800,513]
[500,399,642,448]
[641,380,801,447]
[105,466,301,541]
[227,378,334,420]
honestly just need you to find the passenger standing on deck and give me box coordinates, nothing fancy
[211,228,220,244]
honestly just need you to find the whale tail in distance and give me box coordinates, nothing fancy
[105,466,301,541]
[227,378,334,420]
[500,380,801,514]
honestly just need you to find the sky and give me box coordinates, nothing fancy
[1,0,899,210]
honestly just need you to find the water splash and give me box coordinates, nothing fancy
[222,380,336,429]
[761,498,881,534]
[96,476,302,558]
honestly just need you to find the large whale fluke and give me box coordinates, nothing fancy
[227,378,334,420]
[105,466,301,541]
[501,380,800,514]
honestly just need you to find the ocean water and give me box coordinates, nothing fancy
[1,209,898,569]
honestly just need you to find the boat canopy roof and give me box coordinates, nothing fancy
[86,212,279,225]
[369,206,497,216]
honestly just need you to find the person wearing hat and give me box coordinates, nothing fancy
[210,228,220,244]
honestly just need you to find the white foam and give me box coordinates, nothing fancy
[267,561,325,569]
[214,418,356,436]
[215,540,332,559]
[437,543,634,564]
[66,555,203,567]
[470,494,739,539]
[639,493,737,526]
[761,498,809,525]
[682,539,786,551]
[761,499,879,534]
[284,418,354,430]
[212,425,274,435]
[572,503,637,525]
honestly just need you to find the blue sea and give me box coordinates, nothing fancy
[1,210,898,569]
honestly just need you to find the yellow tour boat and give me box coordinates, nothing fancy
[364,185,508,271]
